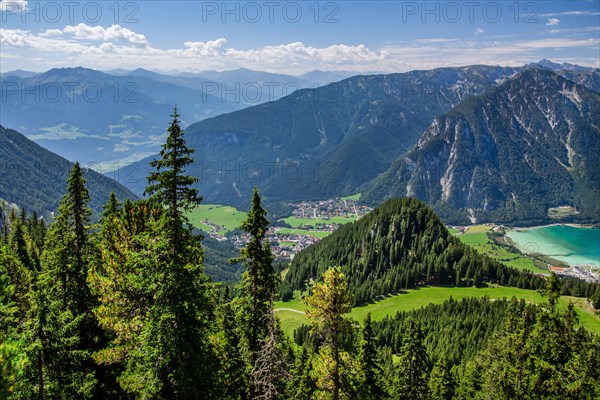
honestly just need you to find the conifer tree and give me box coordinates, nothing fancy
[0,249,28,399]
[305,266,353,400]
[91,109,216,399]
[145,105,200,251]
[8,218,31,272]
[101,191,120,222]
[428,358,455,400]
[394,318,430,400]
[219,286,247,400]
[250,306,289,400]
[360,313,384,399]
[27,162,101,398]
[287,347,317,400]
[230,187,277,356]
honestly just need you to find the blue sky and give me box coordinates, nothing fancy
[1,1,598,74]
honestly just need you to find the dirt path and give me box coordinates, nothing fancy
[274,308,306,315]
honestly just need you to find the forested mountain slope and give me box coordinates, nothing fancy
[0,125,137,218]
[284,197,543,305]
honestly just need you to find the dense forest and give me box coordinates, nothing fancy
[1,110,599,399]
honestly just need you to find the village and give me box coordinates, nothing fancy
[200,197,373,260]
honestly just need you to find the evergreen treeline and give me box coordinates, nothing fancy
[1,110,598,399]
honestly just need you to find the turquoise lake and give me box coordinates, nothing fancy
[506,225,600,267]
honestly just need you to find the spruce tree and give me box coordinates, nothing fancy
[287,347,317,400]
[145,105,200,251]
[428,358,455,400]
[394,318,430,400]
[27,162,101,398]
[360,313,384,399]
[0,247,29,399]
[250,306,289,400]
[219,286,247,400]
[230,187,277,356]
[91,109,216,399]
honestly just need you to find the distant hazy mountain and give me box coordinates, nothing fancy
[299,70,361,85]
[178,68,314,102]
[0,67,245,165]
[364,69,600,224]
[529,59,593,72]
[0,125,137,218]
[123,65,521,207]
[0,69,40,79]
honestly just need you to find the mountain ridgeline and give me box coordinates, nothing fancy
[364,69,600,224]
[124,65,522,206]
[0,67,245,164]
[0,125,137,218]
[284,198,543,306]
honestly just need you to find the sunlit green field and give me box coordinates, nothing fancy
[283,215,357,228]
[341,193,361,201]
[187,205,247,235]
[275,228,331,238]
[275,286,600,337]
[455,225,547,273]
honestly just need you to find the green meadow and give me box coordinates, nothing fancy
[275,286,600,337]
[275,228,332,238]
[187,205,247,235]
[282,215,357,228]
[341,193,361,201]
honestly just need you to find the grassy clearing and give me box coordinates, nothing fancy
[455,225,547,273]
[278,241,296,247]
[187,205,247,235]
[548,206,579,219]
[341,193,361,201]
[275,228,331,238]
[275,286,600,337]
[283,215,357,228]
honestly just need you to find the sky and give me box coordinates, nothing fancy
[1,0,599,74]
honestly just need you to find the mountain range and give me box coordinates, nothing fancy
[363,69,600,224]
[3,61,599,224]
[0,67,248,167]
[123,65,522,207]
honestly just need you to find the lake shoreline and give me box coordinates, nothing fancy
[505,225,600,269]
[507,223,598,232]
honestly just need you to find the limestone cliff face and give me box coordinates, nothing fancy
[366,69,600,224]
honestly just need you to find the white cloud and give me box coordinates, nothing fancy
[474,28,485,35]
[541,10,600,17]
[2,24,599,73]
[39,29,63,37]
[543,26,600,34]
[414,38,459,43]
[63,24,148,46]
[0,0,27,12]
[181,38,228,56]
[546,18,560,26]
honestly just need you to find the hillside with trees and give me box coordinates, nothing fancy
[0,125,137,218]
[284,197,550,306]
[1,110,598,399]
